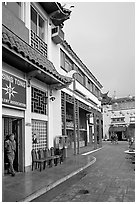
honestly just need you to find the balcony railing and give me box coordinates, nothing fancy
[31,30,47,58]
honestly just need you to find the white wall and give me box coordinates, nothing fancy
[48,90,62,148]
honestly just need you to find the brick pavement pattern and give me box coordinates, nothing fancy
[51,142,135,202]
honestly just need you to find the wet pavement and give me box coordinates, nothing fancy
[49,141,135,202]
[2,141,135,202]
[2,144,97,202]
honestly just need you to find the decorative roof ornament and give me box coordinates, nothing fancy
[101,91,112,105]
[65,70,77,78]
[49,3,73,28]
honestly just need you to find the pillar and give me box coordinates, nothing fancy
[99,116,102,148]
[93,113,97,149]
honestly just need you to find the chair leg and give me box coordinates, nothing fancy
[32,162,34,171]
[49,159,52,167]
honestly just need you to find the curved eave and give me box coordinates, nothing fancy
[40,2,71,27]
[2,25,72,87]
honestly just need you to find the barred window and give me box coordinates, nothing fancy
[31,87,47,115]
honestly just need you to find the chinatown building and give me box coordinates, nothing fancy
[2,2,103,174]
[102,93,135,141]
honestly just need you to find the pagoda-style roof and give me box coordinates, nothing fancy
[101,92,112,105]
[111,96,135,104]
[2,25,72,88]
[40,2,72,28]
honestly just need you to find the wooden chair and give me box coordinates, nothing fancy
[31,149,45,171]
[54,148,63,164]
[43,148,54,167]
[50,147,60,166]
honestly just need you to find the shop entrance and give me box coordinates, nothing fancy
[3,117,24,174]
[117,131,122,141]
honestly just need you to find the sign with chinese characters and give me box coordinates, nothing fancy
[2,71,26,108]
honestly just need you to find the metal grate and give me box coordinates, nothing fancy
[31,87,47,115]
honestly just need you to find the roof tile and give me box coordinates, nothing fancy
[2,26,72,85]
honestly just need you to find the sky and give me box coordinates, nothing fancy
[62,2,135,98]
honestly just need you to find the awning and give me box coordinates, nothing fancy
[2,25,72,89]
[109,126,127,132]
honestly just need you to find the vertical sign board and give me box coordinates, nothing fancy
[2,71,26,108]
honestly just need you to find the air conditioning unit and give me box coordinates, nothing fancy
[52,26,64,44]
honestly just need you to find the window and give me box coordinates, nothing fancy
[39,16,44,40]
[31,6,37,34]
[60,50,73,72]
[95,86,100,97]
[31,6,45,40]
[60,50,65,68]
[6,2,22,19]
[31,87,47,115]
[74,65,85,85]
[65,56,73,72]
[111,117,125,123]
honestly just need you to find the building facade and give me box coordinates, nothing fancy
[102,94,135,141]
[2,2,103,174]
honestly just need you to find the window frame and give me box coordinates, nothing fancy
[31,5,45,41]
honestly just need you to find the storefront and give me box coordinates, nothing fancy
[109,126,127,141]
[61,91,102,150]
[2,70,26,174]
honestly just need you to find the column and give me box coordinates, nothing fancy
[99,115,102,148]
[73,98,77,155]
[93,113,97,149]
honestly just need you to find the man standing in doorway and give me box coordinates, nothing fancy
[5,133,16,176]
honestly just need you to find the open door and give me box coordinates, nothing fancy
[3,117,25,174]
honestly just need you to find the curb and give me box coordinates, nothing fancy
[19,156,96,202]
[82,147,103,155]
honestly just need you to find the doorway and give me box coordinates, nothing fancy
[117,131,122,141]
[3,117,24,174]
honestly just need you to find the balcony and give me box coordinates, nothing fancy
[31,30,47,58]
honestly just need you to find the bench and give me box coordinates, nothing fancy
[31,147,63,171]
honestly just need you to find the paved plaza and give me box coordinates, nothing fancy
[3,141,135,202]
[34,141,135,202]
